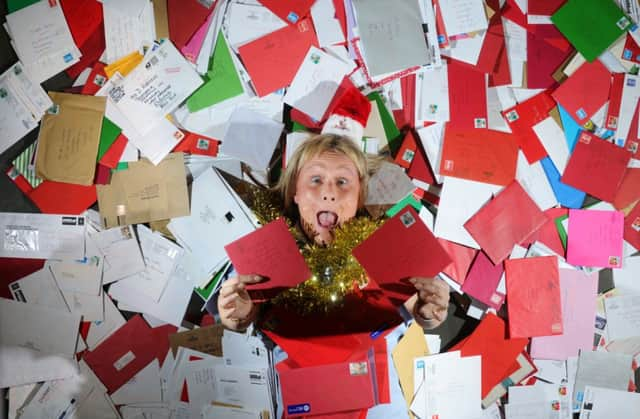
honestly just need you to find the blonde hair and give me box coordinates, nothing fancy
[275,134,372,213]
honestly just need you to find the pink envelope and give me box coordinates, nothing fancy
[566,209,624,268]
[530,269,598,360]
[461,251,505,310]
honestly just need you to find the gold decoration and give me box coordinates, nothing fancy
[249,188,383,314]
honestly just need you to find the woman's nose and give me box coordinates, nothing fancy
[321,184,336,201]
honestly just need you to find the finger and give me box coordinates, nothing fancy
[219,293,240,309]
[413,281,441,294]
[432,308,446,322]
[239,274,264,284]
[421,294,449,311]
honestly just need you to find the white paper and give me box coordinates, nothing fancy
[220,107,284,171]
[284,46,351,121]
[516,151,558,210]
[225,1,287,48]
[311,0,346,47]
[85,294,127,350]
[572,351,633,411]
[503,18,527,87]
[416,64,450,123]
[6,1,81,83]
[613,74,640,147]
[613,256,640,295]
[0,346,78,388]
[91,225,145,284]
[578,385,640,418]
[0,212,86,260]
[0,298,80,357]
[604,295,640,341]
[212,366,273,415]
[0,76,39,155]
[416,123,446,184]
[202,405,262,419]
[533,117,570,174]
[438,0,488,37]
[434,177,502,248]
[441,31,487,66]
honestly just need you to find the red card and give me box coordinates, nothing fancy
[167,0,215,51]
[613,168,640,210]
[225,218,312,300]
[258,0,316,25]
[552,60,612,125]
[83,315,158,393]
[64,22,106,80]
[624,203,640,250]
[464,181,547,265]
[81,62,108,96]
[561,132,632,203]
[100,134,128,169]
[28,181,97,215]
[438,238,477,286]
[407,138,437,187]
[277,356,377,417]
[447,60,488,130]
[502,0,528,27]
[439,128,518,186]
[238,19,318,97]
[505,256,563,338]
[528,0,566,15]
[60,0,103,48]
[352,206,452,299]
[461,251,505,310]
[502,90,556,163]
[606,73,626,130]
[172,132,219,157]
[526,25,574,89]
[521,207,568,257]
[450,313,528,399]
[394,130,418,169]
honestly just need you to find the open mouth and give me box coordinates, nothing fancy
[317,211,338,229]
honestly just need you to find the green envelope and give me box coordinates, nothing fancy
[367,92,401,154]
[551,0,632,62]
[186,32,244,113]
[7,0,39,12]
[97,117,121,162]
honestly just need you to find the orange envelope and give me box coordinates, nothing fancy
[440,128,518,186]
[464,181,547,265]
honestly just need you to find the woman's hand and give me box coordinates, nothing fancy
[409,276,450,329]
[217,274,262,331]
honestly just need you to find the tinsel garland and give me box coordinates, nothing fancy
[249,187,383,314]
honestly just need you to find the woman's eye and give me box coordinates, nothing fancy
[310,176,321,184]
[337,178,348,186]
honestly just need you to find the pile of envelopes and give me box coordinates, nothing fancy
[1,0,640,418]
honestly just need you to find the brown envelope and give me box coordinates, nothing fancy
[168,324,225,357]
[35,92,107,185]
[152,0,170,40]
[96,153,190,228]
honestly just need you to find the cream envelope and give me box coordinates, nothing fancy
[0,298,80,357]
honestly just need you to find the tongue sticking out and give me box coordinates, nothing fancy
[317,211,338,228]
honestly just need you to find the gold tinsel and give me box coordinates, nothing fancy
[249,187,384,314]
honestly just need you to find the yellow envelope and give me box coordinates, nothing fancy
[35,92,107,186]
[391,320,431,417]
[96,153,190,228]
[104,51,144,78]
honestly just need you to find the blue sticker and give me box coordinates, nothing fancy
[632,24,639,31]
[437,34,445,44]
[624,49,633,60]
[63,53,73,63]
[287,404,311,415]
[417,360,425,368]
[576,108,587,119]
[577,391,584,402]
[627,78,636,87]
[616,138,625,146]
[287,12,299,23]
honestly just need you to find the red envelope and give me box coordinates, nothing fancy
[225,218,312,300]
[28,181,97,215]
[450,313,528,399]
[439,128,518,186]
[561,132,632,203]
[407,137,437,186]
[83,315,158,393]
[505,256,563,338]
[461,251,505,310]
[393,73,416,130]
[502,90,556,163]
[64,22,106,80]
[521,207,568,257]
[624,202,640,250]
[613,168,640,210]
[606,72,626,130]
[167,0,215,50]
[438,238,477,286]
[624,101,640,160]
[526,25,574,89]
[352,206,451,300]
[488,37,512,87]
[277,356,377,417]
[464,181,547,265]
[528,0,566,15]
[81,62,108,96]
[447,60,488,130]
[172,131,219,157]
[0,258,45,299]
[100,134,128,169]
[394,130,418,169]
[61,0,103,48]
[552,60,612,125]
[258,0,316,25]
[502,0,528,27]
[238,19,318,97]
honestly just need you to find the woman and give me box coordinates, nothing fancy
[217,134,450,332]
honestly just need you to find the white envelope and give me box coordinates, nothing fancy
[202,405,262,419]
[579,386,640,418]
[212,365,273,415]
[416,123,446,184]
[438,0,488,37]
[604,295,640,341]
[9,266,68,311]
[516,151,558,211]
[113,40,203,136]
[220,107,284,171]
[111,359,162,405]
[0,212,86,260]
[614,74,640,147]
[226,1,287,48]
[49,232,103,296]
[533,117,570,174]
[85,294,127,350]
[0,345,78,388]
[114,224,183,302]
[168,168,256,277]
[91,225,146,284]
[311,0,346,47]
[284,46,352,121]
[416,64,450,123]
[0,75,38,155]
[102,0,155,64]
[60,289,104,322]
[0,298,80,357]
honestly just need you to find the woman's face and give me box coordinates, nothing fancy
[294,151,361,245]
